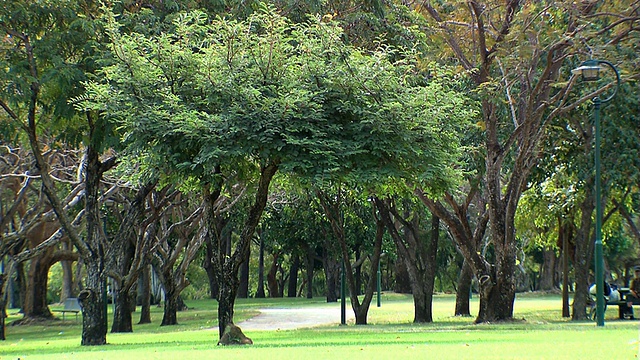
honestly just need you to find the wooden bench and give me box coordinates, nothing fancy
[53,297,82,322]
[604,288,639,319]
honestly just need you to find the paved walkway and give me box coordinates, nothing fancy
[237,307,355,330]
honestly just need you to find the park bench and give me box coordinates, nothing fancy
[54,297,82,322]
[590,288,640,320]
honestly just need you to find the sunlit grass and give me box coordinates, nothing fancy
[2,293,639,359]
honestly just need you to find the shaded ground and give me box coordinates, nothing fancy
[237,307,355,330]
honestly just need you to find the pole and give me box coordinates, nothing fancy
[377,259,381,307]
[340,260,346,325]
[594,99,605,327]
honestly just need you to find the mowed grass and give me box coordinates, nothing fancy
[1,293,639,359]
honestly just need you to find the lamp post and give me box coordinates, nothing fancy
[571,59,620,326]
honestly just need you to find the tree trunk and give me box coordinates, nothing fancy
[375,198,439,323]
[304,248,314,299]
[213,162,278,338]
[217,270,239,338]
[267,252,280,298]
[538,249,557,291]
[394,252,412,294]
[23,254,54,319]
[287,255,299,298]
[203,238,219,299]
[238,257,250,299]
[138,265,152,324]
[161,284,179,326]
[572,186,595,320]
[322,249,340,302]
[562,227,570,318]
[255,233,266,298]
[0,274,6,341]
[78,264,108,346]
[455,259,473,316]
[111,287,133,332]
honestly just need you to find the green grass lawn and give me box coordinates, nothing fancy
[1,293,639,359]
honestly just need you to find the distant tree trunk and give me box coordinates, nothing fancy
[238,257,250,299]
[255,233,266,298]
[322,249,340,303]
[304,248,314,299]
[455,259,473,316]
[394,252,412,293]
[138,265,152,324]
[561,221,571,318]
[538,249,557,291]
[267,252,280,298]
[354,247,362,296]
[23,253,55,319]
[0,274,6,341]
[288,255,300,298]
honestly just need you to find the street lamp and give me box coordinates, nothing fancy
[571,59,621,326]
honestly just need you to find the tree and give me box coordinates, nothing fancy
[416,0,639,322]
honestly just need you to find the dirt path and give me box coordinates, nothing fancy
[237,307,355,331]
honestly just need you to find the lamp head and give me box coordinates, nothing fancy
[572,59,602,81]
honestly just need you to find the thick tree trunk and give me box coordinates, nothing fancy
[160,275,179,326]
[111,287,133,332]
[78,264,107,346]
[288,255,300,298]
[60,257,75,302]
[455,259,473,316]
[23,254,54,319]
[238,258,250,299]
[138,265,152,324]
[217,271,239,338]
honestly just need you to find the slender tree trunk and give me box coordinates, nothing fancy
[0,274,6,341]
[455,259,473,316]
[255,234,266,298]
[138,265,152,324]
[562,225,570,318]
[213,162,278,338]
[304,248,314,299]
